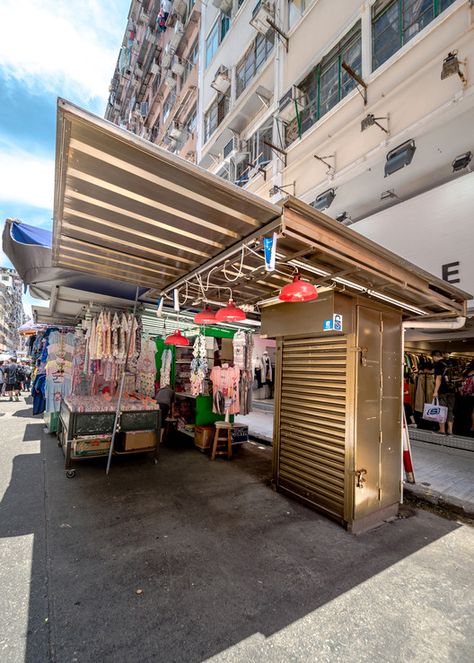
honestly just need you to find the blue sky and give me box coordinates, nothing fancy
[0,0,131,314]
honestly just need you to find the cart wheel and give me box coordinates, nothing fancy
[66,469,76,479]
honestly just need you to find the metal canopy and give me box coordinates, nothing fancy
[53,99,281,291]
[53,100,470,320]
[158,198,470,318]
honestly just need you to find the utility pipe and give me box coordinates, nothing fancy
[402,316,466,330]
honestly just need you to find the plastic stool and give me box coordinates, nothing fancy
[211,422,233,461]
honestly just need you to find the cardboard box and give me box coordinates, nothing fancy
[232,424,248,445]
[119,430,157,451]
[194,425,215,451]
[73,436,111,457]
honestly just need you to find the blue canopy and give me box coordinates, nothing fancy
[2,219,149,302]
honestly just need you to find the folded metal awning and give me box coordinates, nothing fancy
[54,98,281,291]
[53,100,470,320]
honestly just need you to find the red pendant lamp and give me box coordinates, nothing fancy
[279,274,318,302]
[164,329,190,346]
[194,305,216,325]
[215,299,247,323]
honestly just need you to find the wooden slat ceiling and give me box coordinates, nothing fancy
[53,99,281,291]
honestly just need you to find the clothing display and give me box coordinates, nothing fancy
[210,365,240,415]
[136,338,157,397]
[190,335,208,396]
[405,349,474,436]
[160,348,173,387]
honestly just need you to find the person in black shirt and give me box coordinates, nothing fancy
[432,351,455,435]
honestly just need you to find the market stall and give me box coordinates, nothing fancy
[49,99,471,530]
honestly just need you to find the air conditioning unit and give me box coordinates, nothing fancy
[211,65,231,94]
[170,20,184,50]
[212,0,233,15]
[172,0,188,17]
[169,138,178,150]
[222,135,248,164]
[161,43,174,69]
[169,122,184,140]
[150,61,160,75]
[135,65,144,77]
[278,85,306,122]
[165,72,177,89]
[250,1,274,34]
[171,56,185,77]
[137,8,149,25]
[114,101,121,110]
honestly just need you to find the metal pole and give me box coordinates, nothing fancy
[106,285,140,475]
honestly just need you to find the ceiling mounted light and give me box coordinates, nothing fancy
[215,299,247,322]
[312,188,335,211]
[336,211,352,226]
[380,188,398,201]
[194,305,216,325]
[452,151,472,172]
[384,139,416,177]
[279,274,318,302]
[441,51,467,85]
[164,329,190,346]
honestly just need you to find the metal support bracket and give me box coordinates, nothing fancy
[263,140,287,168]
[267,18,289,52]
[342,61,368,105]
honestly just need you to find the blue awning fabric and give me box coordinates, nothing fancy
[2,218,148,301]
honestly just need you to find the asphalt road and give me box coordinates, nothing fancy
[0,397,473,663]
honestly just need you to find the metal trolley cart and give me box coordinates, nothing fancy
[58,399,161,478]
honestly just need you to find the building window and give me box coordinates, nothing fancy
[185,105,197,134]
[286,22,361,145]
[205,13,231,69]
[182,39,199,84]
[288,0,315,29]
[204,95,229,142]
[372,0,457,71]
[162,92,176,123]
[247,119,273,167]
[236,32,275,97]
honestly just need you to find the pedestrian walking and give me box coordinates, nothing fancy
[0,361,5,398]
[22,363,32,392]
[4,358,22,402]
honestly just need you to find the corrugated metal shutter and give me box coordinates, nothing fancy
[277,336,347,520]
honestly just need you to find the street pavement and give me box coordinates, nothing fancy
[0,397,473,663]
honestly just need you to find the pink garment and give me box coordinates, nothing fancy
[210,365,240,415]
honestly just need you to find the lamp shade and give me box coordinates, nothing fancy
[194,305,216,325]
[164,329,190,346]
[215,299,247,322]
[279,274,318,302]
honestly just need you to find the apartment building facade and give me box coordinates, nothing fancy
[107,0,474,305]
[106,0,200,162]
[199,0,473,307]
[0,268,23,353]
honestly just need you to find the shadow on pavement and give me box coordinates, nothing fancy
[12,407,36,418]
[0,427,466,663]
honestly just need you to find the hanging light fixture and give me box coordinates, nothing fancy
[193,305,216,325]
[164,329,190,346]
[215,299,247,322]
[279,274,318,302]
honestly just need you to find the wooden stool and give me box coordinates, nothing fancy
[211,422,233,461]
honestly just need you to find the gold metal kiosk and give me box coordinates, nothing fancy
[52,99,471,531]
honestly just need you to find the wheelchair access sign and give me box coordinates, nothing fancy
[323,313,343,332]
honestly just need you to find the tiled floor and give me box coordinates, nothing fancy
[410,440,474,504]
